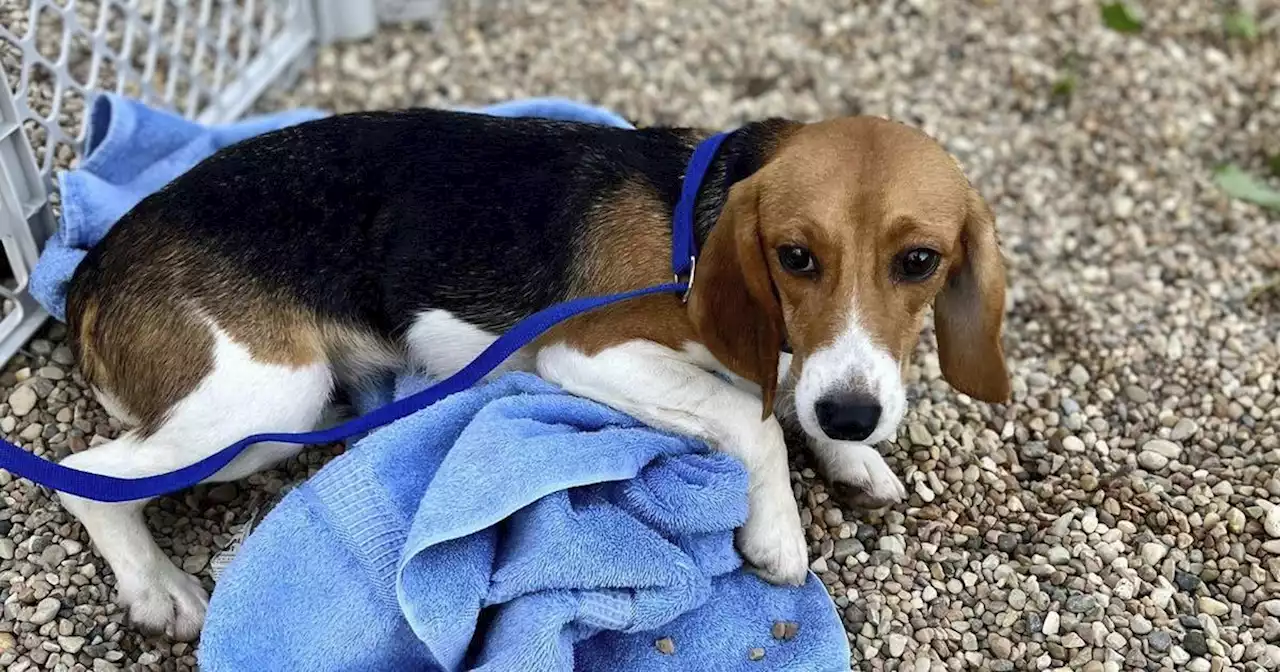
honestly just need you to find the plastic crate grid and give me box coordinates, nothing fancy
[0,0,316,365]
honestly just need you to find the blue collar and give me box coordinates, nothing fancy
[0,130,739,502]
[671,131,732,300]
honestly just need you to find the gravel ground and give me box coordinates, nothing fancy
[3,1,1280,670]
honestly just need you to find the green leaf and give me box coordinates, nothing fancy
[1247,278,1279,306]
[1214,164,1280,210]
[1223,10,1259,41]
[1269,155,1280,178]
[1051,73,1078,99]
[1100,2,1144,33]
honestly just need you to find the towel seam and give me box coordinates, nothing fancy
[307,457,407,608]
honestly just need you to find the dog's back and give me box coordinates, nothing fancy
[67,109,697,431]
[70,108,690,333]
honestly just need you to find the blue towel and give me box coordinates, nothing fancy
[34,93,849,670]
[199,373,849,671]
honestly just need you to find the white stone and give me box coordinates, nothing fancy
[1138,450,1169,470]
[1112,194,1135,218]
[7,385,37,417]
[1042,611,1060,636]
[1130,615,1152,635]
[1170,418,1198,441]
[907,423,933,446]
[1142,439,1182,459]
[1151,585,1175,610]
[56,636,85,654]
[1082,509,1098,534]
[1197,596,1229,617]
[1227,508,1246,534]
[878,535,906,556]
[1141,542,1168,565]
[1265,504,1280,539]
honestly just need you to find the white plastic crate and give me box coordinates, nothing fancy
[0,0,444,367]
[0,0,320,367]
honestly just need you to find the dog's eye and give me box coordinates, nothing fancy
[896,248,941,282]
[777,245,817,275]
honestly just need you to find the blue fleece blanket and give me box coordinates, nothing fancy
[32,94,850,670]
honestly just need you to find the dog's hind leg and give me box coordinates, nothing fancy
[57,329,335,640]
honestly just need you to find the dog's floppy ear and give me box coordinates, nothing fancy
[933,187,1012,402]
[688,179,785,419]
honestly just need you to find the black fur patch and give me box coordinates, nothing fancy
[70,108,793,338]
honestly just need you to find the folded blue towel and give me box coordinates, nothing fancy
[199,373,849,671]
[36,93,849,670]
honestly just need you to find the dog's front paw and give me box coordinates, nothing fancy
[736,495,808,585]
[818,442,906,509]
[117,561,209,641]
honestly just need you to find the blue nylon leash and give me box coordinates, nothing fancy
[0,131,732,503]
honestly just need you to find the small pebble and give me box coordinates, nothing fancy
[56,635,85,654]
[1141,542,1168,565]
[8,385,37,417]
[1170,418,1198,441]
[1184,630,1209,657]
[888,633,909,657]
[1042,611,1060,636]
[1142,439,1181,459]
[1197,596,1229,617]
[1265,505,1280,539]
[29,597,60,625]
[1138,450,1169,470]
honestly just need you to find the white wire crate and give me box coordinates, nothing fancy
[0,0,443,367]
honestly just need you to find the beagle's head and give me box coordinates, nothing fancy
[689,116,1011,445]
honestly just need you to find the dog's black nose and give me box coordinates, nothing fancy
[815,393,881,442]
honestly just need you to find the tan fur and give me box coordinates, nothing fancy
[686,179,785,416]
[933,189,1011,401]
[69,239,395,436]
[547,180,699,354]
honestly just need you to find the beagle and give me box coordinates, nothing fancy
[60,108,1010,639]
